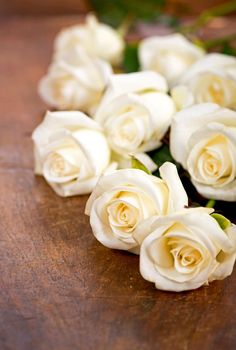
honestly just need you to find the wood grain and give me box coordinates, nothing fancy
[0,16,236,350]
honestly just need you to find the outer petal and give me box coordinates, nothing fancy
[112,153,158,173]
[34,145,43,175]
[134,207,214,246]
[140,92,176,141]
[47,174,100,197]
[85,168,168,216]
[159,162,188,212]
[54,14,125,66]
[139,34,205,69]
[139,33,205,86]
[181,53,236,83]
[133,153,158,173]
[32,110,114,197]
[170,103,236,167]
[187,123,236,201]
[32,110,103,147]
[89,194,139,252]
[50,161,118,197]
[193,180,236,202]
[95,92,175,155]
[98,71,168,108]
[138,208,233,292]
[73,129,111,175]
[38,52,112,113]
[171,85,195,110]
[139,230,208,292]
[209,224,236,281]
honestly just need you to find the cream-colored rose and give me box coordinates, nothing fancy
[32,111,115,197]
[85,162,188,253]
[54,14,125,66]
[94,72,176,165]
[170,103,236,201]
[38,47,112,114]
[134,208,236,292]
[172,54,236,110]
[139,33,205,87]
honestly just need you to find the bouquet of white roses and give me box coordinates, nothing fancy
[32,10,236,292]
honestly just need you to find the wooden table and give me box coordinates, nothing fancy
[1,15,236,350]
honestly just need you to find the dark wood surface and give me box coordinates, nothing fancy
[1,15,236,350]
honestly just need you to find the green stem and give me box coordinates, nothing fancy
[117,14,135,37]
[206,199,216,208]
[203,33,236,49]
[179,1,236,34]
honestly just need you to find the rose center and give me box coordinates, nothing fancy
[178,248,201,267]
[202,153,221,176]
[114,120,137,146]
[107,200,139,233]
[187,134,234,186]
[46,148,81,180]
[50,153,67,176]
[170,243,202,267]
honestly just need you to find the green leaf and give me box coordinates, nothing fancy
[221,42,236,56]
[179,1,236,35]
[211,213,231,230]
[157,14,180,28]
[123,43,140,73]
[148,144,178,176]
[90,0,166,27]
[131,156,151,174]
[206,199,216,208]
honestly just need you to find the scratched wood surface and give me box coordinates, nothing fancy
[0,16,236,350]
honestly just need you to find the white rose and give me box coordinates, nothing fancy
[172,53,236,110]
[94,72,176,164]
[32,111,115,197]
[54,14,125,66]
[85,162,188,253]
[170,103,236,201]
[134,208,236,292]
[139,33,205,87]
[39,47,112,114]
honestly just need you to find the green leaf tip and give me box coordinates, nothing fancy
[211,213,231,230]
[131,156,151,174]
[123,43,140,73]
[206,199,216,208]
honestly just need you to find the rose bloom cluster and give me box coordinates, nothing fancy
[33,14,236,292]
